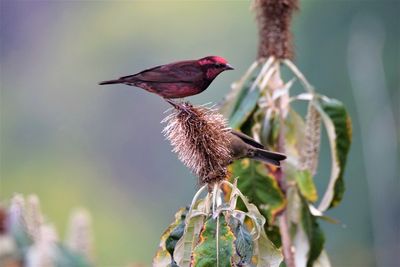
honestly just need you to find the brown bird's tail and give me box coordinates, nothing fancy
[98,79,123,85]
[253,149,286,166]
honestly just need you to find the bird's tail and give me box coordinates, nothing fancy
[253,149,287,166]
[98,79,123,85]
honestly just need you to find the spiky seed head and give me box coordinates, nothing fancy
[162,102,232,184]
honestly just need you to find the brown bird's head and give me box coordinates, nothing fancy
[198,56,234,80]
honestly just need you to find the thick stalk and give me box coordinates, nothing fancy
[269,64,295,267]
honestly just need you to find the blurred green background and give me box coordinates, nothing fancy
[1,0,398,266]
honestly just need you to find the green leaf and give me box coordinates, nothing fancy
[230,159,286,222]
[266,114,280,149]
[229,88,261,129]
[219,62,259,118]
[192,216,235,267]
[301,198,325,267]
[153,207,187,267]
[291,189,325,267]
[296,170,318,203]
[315,97,352,211]
[166,214,187,258]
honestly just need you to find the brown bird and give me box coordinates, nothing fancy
[99,56,234,99]
[228,130,286,166]
[165,100,286,166]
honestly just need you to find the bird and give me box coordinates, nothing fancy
[165,99,286,167]
[228,130,286,166]
[99,56,234,99]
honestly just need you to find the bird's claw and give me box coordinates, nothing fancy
[165,99,194,114]
[165,98,180,109]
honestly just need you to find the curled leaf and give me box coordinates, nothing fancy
[314,97,352,211]
[173,213,205,267]
[230,89,261,129]
[233,222,254,265]
[153,207,187,267]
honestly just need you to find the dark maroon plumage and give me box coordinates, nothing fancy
[99,56,233,99]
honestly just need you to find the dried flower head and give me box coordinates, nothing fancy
[300,103,321,175]
[66,208,93,261]
[26,224,58,267]
[162,102,232,184]
[252,0,299,59]
[26,194,43,241]
[8,194,27,237]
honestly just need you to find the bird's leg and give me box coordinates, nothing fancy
[164,98,180,109]
[164,98,194,115]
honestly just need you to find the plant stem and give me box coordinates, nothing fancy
[279,212,295,267]
[269,63,296,267]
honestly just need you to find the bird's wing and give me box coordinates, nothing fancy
[119,60,203,83]
[230,130,265,149]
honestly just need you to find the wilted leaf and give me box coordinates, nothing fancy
[233,222,253,265]
[153,249,171,267]
[284,109,305,158]
[227,183,282,266]
[286,186,302,225]
[315,97,352,211]
[153,207,187,267]
[166,216,186,258]
[173,213,205,267]
[230,160,286,222]
[296,170,318,203]
[191,216,235,267]
[255,231,283,267]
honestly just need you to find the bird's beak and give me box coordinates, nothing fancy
[225,64,234,70]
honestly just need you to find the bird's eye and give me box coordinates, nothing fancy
[215,63,224,68]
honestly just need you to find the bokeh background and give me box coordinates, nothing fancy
[1,0,398,266]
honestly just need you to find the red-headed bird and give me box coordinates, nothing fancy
[98,56,233,99]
